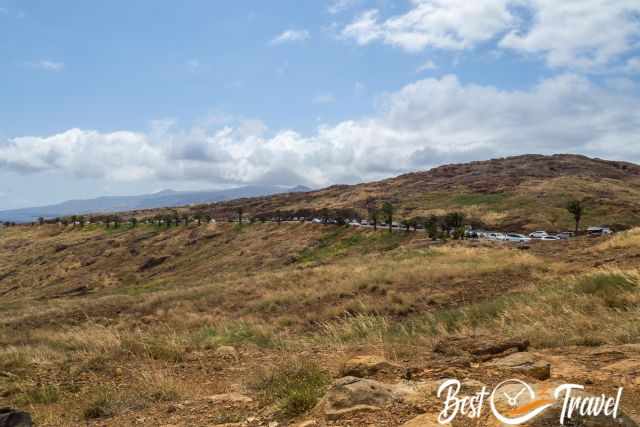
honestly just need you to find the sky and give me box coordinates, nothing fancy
[1,0,639,209]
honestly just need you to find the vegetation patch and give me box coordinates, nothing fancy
[251,359,330,419]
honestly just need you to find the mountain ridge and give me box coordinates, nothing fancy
[0,184,311,223]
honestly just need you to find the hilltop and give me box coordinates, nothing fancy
[131,154,640,232]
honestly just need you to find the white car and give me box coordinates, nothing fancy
[506,233,531,242]
[540,235,561,241]
[487,232,507,241]
[529,231,549,239]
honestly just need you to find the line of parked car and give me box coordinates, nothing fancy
[470,226,612,243]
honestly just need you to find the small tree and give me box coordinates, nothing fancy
[567,200,584,234]
[130,218,138,228]
[424,215,439,240]
[382,202,394,233]
[369,208,379,231]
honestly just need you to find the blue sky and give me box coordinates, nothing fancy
[1,0,639,209]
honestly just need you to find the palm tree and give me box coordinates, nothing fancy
[567,200,584,234]
[382,202,394,233]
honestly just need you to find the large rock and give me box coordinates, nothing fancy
[340,355,400,378]
[485,352,551,380]
[488,381,637,427]
[0,408,32,427]
[320,377,413,420]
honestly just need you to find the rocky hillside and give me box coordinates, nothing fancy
[130,154,640,232]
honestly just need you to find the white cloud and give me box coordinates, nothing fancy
[29,60,65,72]
[1,75,639,187]
[342,1,518,52]
[270,29,310,45]
[328,0,361,14]
[312,93,336,104]
[417,60,438,72]
[342,0,640,70]
[500,0,640,69]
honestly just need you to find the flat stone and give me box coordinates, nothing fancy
[340,355,400,377]
[486,352,551,380]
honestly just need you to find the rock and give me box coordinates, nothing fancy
[340,355,399,377]
[139,256,170,271]
[268,422,279,427]
[216,345,238,360]
[489,381,637,427]
[295,421,318,427]
[321,377,411,420]
[206,392,253,404]
[485,352,551,380]
[434,336,529,357]
[401,413,440,426]
[0,408,32,427]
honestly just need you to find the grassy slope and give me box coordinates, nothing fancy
[2,222,640,424]
[146,155,640,231]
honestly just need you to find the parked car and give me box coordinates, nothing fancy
[506,233,531,242]
[487,232,507,241]
[540,235,561,241]
[529,231,549,239]
[557,231,574,240]
[587,226,613,236]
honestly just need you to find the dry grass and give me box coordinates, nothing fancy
[0,222,636,424]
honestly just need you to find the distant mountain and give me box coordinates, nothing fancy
[0,185,311,223]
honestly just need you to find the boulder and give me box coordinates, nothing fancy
[340,355,400,377]
[321,377,411,420]
[485,352,551,380]
[0,408,32,427]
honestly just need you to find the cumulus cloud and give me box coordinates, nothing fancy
[270,29,310,45]
[342,1,518,52]
[342,0,640,69]
[1,75,639,187]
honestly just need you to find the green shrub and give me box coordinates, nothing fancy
[251,360,330,419]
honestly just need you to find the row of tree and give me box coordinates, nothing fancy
[16,197,587,236]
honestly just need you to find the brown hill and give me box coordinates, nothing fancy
[147,154,640,232]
